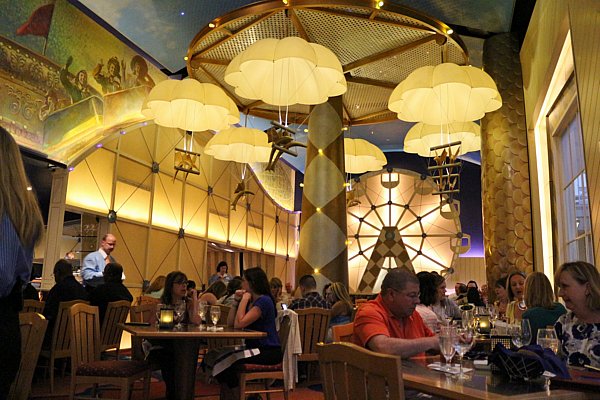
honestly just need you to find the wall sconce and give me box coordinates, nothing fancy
[159,308,174,329]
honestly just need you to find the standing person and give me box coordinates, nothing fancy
[89,262,133,323]
[555,261,600,368]
[81,233,118,289]
[522,272,566,344]
[0,126,44,398]
[506,271,527,323]
[353,268,439,358]
[209,261,232,286]
[289,274,329,310]
[219,267,282,400]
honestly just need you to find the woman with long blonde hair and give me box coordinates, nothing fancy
[0,127,44,396]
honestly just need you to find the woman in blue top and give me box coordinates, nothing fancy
[220,267,282,399]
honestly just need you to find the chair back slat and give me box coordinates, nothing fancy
[100,300,131,353]
[317,342,404,400]
[70,303,101,367]
[52,300,89,356]
[217,304,231,325]
[8,312,48,400]
[22,299,45,314]
[131,302,156,323]
[297,308,330,360]
[332,322,354,342]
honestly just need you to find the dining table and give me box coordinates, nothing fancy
[119,323,266,400]
[401,356,595,400]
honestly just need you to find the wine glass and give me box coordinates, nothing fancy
[439,326,457,372]
[537,327,559,353]
[210,306,221,331]
[198,301,208,329]
[453,327,474,379]
[174,301,186,329]
[510,319,532,348]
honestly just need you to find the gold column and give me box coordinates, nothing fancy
[296,96,348,285]
[481,33,534,291]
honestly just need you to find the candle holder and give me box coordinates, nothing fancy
[159,308,174,329]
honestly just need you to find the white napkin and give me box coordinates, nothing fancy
[427,361,473,374]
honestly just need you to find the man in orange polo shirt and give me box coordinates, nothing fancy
[353,268,439,358]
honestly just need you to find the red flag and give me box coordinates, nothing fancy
[16,4,55,38]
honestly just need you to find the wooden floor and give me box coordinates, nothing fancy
[29,372,325,399]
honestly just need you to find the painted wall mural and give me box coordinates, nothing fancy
[0,0,165,164]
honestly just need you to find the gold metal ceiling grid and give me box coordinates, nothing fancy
[187,0,468,127]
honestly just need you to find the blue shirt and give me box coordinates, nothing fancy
[0,214,33,297]
[246,295,280,349]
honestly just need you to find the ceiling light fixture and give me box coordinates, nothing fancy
[388,63,502,125]
[224,37,346,107]
[344,138,387,174]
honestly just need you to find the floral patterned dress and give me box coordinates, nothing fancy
[555,311,600,367]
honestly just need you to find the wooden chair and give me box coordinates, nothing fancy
[100,300,131,359]
[238,314,292,400]
[136,295,160,306]
[22,299,45,314]
[39,300,89,393]
[332,322,354,342]
[317,342,405,400]
[69,303,150,400]
[8,312,48,400]
[297,307,330,381]
[129,303,157,361]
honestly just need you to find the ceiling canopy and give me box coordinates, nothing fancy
[187,0,468,127]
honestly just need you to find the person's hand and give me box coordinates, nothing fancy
[187,289,197,301]
[241,292,252,302]
[234,289,246,301]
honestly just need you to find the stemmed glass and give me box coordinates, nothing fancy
[174,301,186,329]
[537,328,559,353]
[510,319,532,348]
[439,326,457,372]
[198,301,208,329]
[210,306,221,331]
[155,303,164,327]
[453,327,474,379]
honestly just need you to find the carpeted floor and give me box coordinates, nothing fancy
[29,372,324,399]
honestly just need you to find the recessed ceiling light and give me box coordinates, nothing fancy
[26,186,32,191]
[447,28,454,35]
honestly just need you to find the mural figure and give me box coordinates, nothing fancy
[60,56,91,104]
[93,56,122,94]
[38,89,58,120]
[124,55,155,89]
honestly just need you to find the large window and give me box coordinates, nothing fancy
[549,79,593,264]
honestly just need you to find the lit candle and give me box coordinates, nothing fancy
[477,316,491,334]
[159,308,174,329]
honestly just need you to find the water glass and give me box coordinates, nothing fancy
[537,327,559,353]
[174,301,186,328]
[510,319,532,348]
[453,327,474,378]
[198,301,208,328]
[210,305,221,330]
[439,326,457,371]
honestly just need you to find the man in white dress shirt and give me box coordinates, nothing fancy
[81,233,120,289]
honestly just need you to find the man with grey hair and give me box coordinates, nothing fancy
[353,268,439,358]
